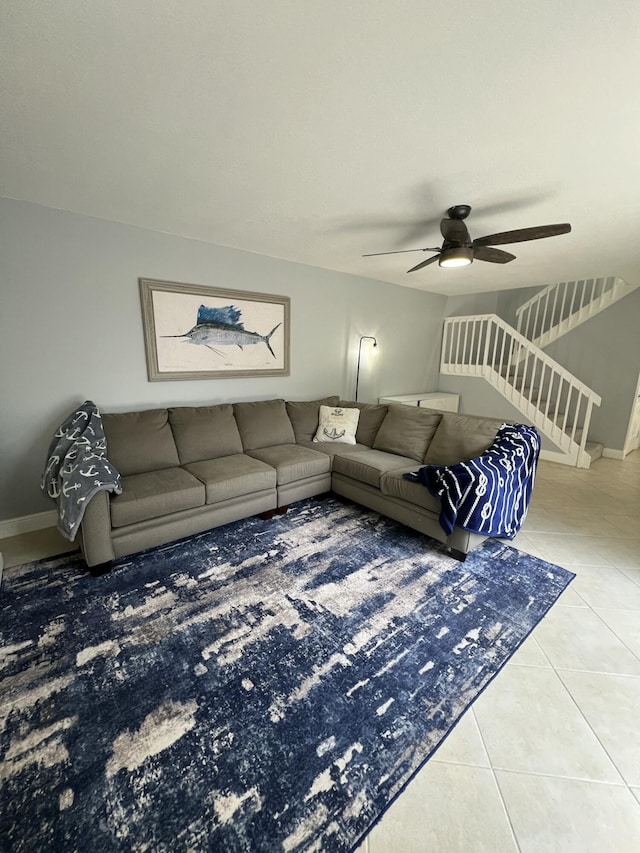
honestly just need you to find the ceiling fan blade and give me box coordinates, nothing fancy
[407,254,440,273]
[473,246,516,264]
[362,247,441,257]
[473,223,571,247]
[440,218,469,243]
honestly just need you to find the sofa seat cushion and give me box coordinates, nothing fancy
[298,441,371,464]
[110,468,205,528]
[332,448,417,488]
[246,445,330,485]
[380,468,442,513]
[184,454,276,503]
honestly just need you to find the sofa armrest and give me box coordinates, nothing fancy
[79,491,115,567]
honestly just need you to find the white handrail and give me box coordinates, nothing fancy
[441,314,602,466]
[515,276,629,346]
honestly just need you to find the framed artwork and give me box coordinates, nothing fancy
[139,278,290,381]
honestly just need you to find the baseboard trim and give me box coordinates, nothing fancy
[602,448,626,460]
[0,510,58,539]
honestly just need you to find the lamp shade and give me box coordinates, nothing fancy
[438,247,473,268]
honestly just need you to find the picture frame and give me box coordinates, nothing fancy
[139,278,290,381]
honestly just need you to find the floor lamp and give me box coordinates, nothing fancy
[354,336,378,402]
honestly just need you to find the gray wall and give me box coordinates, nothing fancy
[495,286,541,328]
[543,288,640,448]
[443,291,499,318]
[0,197,447,521]
[435,376,563,453]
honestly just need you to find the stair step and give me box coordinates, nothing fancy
[585,441,604,463]
[492,382,591,444]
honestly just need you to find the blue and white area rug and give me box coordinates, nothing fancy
[0,498,574,852]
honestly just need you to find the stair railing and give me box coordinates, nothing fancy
[515,276,626,348]
[441,314,601,466]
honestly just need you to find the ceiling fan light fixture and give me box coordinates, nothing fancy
[438,246,473,268]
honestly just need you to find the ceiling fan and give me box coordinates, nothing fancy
[363,205,571,273]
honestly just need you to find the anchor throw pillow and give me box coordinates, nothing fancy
[313,406,360,444]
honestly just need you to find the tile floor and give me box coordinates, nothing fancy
[1,452,639,852]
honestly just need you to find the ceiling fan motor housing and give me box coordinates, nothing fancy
[447,204,472,220]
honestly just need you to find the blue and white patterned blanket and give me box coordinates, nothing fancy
[41,401,122,541]
[404,423,541,539]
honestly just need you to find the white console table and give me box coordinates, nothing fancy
[379,392,460,412]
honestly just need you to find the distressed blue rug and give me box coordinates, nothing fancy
[0,498,574,852]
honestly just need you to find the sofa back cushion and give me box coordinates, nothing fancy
[286,396,340,443]
[337,401,388,446]
[168,404,243,464]
[423,412,506,465]
[102,409,180,476]
[373,404,442,462]
[233,399,296,451]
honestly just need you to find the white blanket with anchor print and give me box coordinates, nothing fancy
[41,401,122,541]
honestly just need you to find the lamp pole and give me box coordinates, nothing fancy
[354,336,377,402]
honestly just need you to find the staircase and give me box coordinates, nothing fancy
[515,276,637,350]
[441,314,602,467]
[440,277,638,467]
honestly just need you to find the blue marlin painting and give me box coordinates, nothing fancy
[163,305,281,359]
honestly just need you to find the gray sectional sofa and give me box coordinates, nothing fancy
[79,396,508,569]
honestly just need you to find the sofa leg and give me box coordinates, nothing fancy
[89,561,113,577]
[260,509,277,520]
[448,548,467,562]
[277,505,289,515]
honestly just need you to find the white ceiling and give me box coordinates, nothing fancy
[2,1,640,296]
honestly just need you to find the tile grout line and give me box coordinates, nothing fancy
[432,757,635,787]
[551,666,640,679]
[586,606,640,666]
[548,581,640,668]
[618,566,640,590]
[551,659,638,797]
[538,580,640,792]
[553,571,640,665]
[470,706,523,853]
